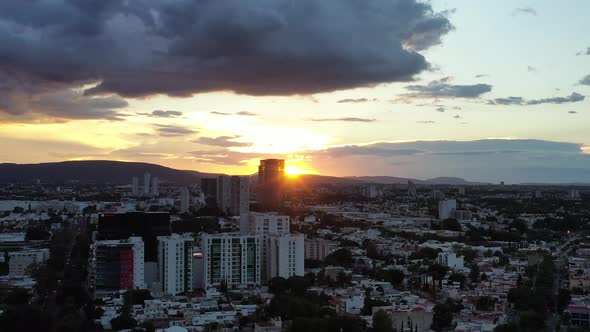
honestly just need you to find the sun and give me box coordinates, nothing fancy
[285,165,312,177]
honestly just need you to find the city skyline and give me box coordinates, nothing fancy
[0,0,589,183]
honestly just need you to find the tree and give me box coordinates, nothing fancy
[268,277,289,295]
[493,322,519,332]
[123,289,153,306]
[431,303,453,332]
[325,248,353,267]
[372,310,394,332]
[470,264,480,283]
[287,276,312,296]
[441,218,461,231]
[382,269,404,286]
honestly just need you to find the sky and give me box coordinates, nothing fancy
[0,0,589,183]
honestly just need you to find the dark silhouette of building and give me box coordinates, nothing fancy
[258,159,285,211]
[201,178,217,199]
[97,212,171,261]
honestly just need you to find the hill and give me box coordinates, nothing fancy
[0,160,216,184]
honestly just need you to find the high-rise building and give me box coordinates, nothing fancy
[438,199,457,220]
[216,176,232,214]
[407,180,417,197]
[157,234,194,295]
[144,172,151,197]
[132,177,139,196]
[151,176,159,197]
[202,233,261,289]
[180,187,190,213]
[268,234,304,279]
[458,187,466,196]
[305,238,336,261]
[97,212,171,262]
[231,176,250,216]
[91,237,145,292]
[215,176,250,216]
[240,212,302,282]
[258,159,285,211]
[201,178,218,199]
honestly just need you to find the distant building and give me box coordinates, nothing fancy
[144,172,151,197]
[131,177,139,196]
[91,237,145,292]
[216,176,232,214]
[230,176,249,216]
[258,159,285,211]
[568,189,580,199]
[305,238,336,261]
[408,180,417,197]
[8,249,49,276]
[535,189,543,198]
[151,176,159,197]
[157,234,194,295]
[437,252,464,270]
[430,190,445,201]
[202,233,261,289]
[438,199,457,220]
[458,187,466,196]
[180,187,190,213]
[452,210,473,221]
[200,178,218,199]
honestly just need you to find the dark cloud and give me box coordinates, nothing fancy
[579,75,590,85]
[416,120,436,124]
[337,98,370,104]
[193,136,252,147]
[436,106,446,112]
[138,110,183,118]
[236,111,257,116]
[404,77,492,98]
[513,7,537,16]
[527,65,537,73]
[0,0,453,115]
[568,111,578,114]
[314,145,422,158]
[453,115,462,119]
[154,124,198,137]
[489,92,585,105]
[210,111,233,116]
[0,88,128,122]
[474,74,489,78]
[311,117,376,123]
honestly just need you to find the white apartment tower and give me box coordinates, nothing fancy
[202,233,261,289]
[241,212,303,282]
[151,177,159,197]
[157,234,194,295]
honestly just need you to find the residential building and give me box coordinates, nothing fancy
[305,238,336,261]
[8,249,49,276]
[180,187,190,213]
[438,252,465,270]
[201,233,261,289]
[157,234,194,295]
[92,237,145,292]
[268,234,304,279]
[144,172,151,197]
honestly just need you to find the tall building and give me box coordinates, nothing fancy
[151,176,159,197]
[305,238,336,261]
[97,212,171,262]
[91,237,145,292]
[241,212,302,282]
[258,159,285,211]
[438,199,457,220]
[201,178,218,199]
[157,234,194,295]
[132,176,139,196]
[180,187,190,213]
[216,176,250,216]
[216,176,232,214]
[268,234,304,279]
[231,176,250,216]
[202,233,261,289]
[144,172,151,197]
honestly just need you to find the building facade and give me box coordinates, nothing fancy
[257,159,285,211]
[8,248,49,276]
[305,238,336,261]
[202,233,261,289]
[92,237,145,292]
[157,234,194,295]
[268,234,304,279]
